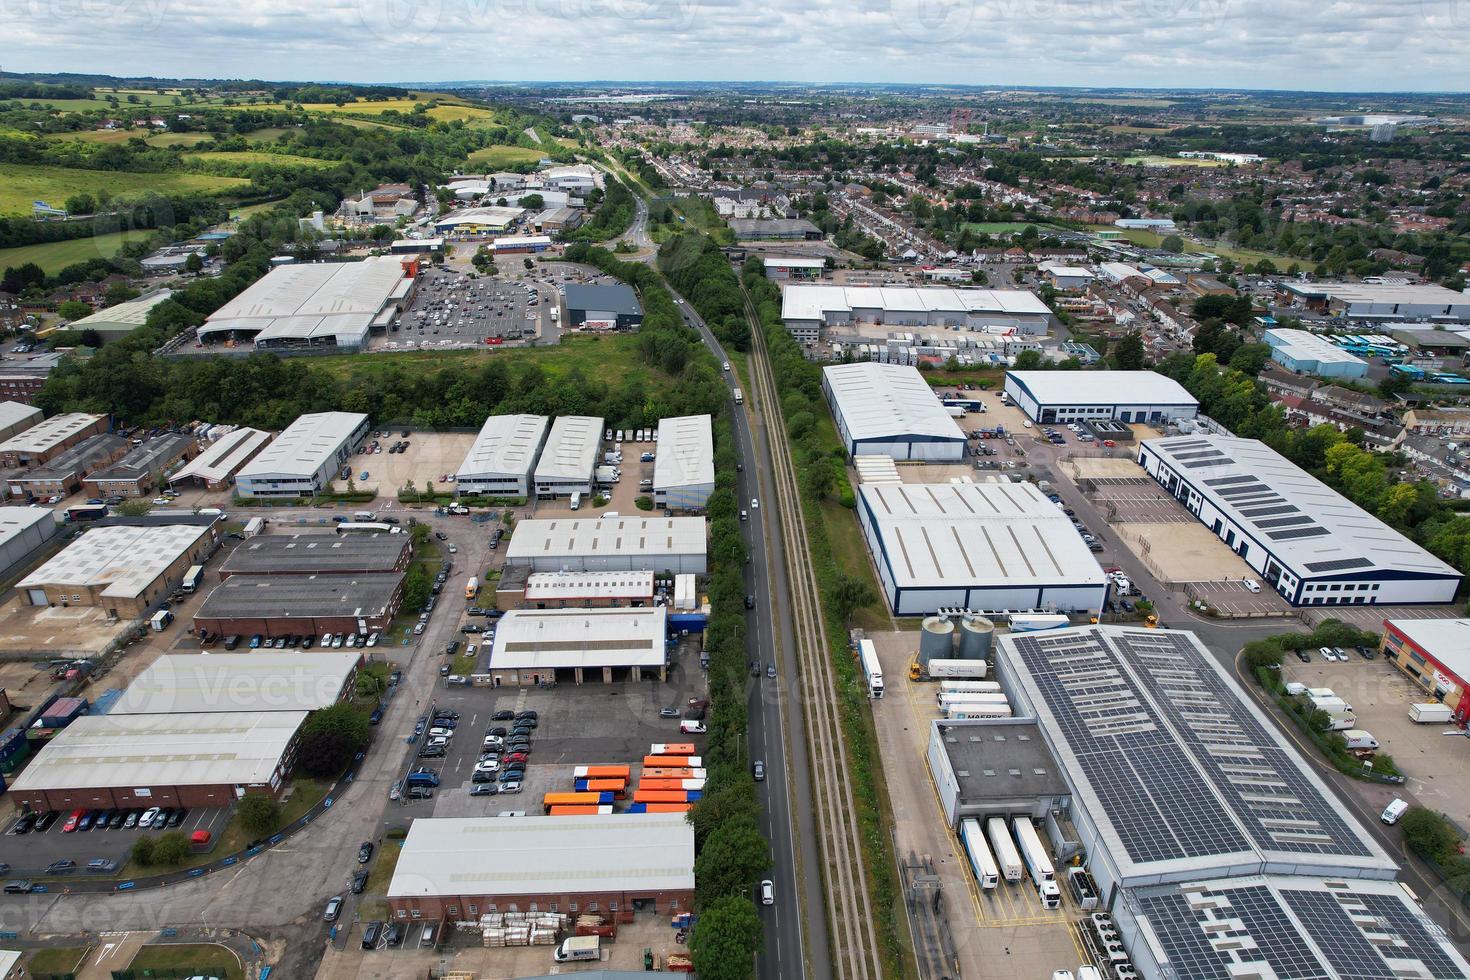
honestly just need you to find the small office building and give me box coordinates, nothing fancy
[1380,618,1470,725]
[762,256,825,280]
[192,572,405,638]
[456,414,550,499]
[487,606,669,685]
[235,412,370,498]
[17,522,217,617]
[1003,371,1199,424]
[532,416,602,499]
[823,362,966,461]
[652,414,714,511]
[0,412,108,468]
[520,570,657,609]
[563,284,643,331]
[505,517,707,575]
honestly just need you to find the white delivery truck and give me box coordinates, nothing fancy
[1323,711,1356,732]
[985,817,1023,883]
[1342,730,1379,750]
[553,935,600,962]
[958,818,1000,889]
[1013,816,1061,909]
[1409,703,1453,724]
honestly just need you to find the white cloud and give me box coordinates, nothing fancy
[0,0,1466,89]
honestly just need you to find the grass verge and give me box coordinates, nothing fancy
[128,943,243,980]
[0,229,154,275]
[27,945,89,975]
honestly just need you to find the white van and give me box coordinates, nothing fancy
[1381,798,1410,825]
[679,720,707,734]
[570,491,581,511]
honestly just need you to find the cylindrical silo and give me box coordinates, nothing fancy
[958,615,995,661]
[918,616,955,666]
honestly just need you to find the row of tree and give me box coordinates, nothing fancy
[657,233,750,351]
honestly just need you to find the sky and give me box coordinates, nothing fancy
[6,0,1470,92]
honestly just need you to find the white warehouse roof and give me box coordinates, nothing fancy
[782,285,1051,321]
[0,401,41,435]
[506,517,706,563]
[824,363,965,445]
[763,256,826,269]
[110,652,361,715]
[169,427,273,486]
[533,416,603,482]
[489,606,667,670]
[0,412,102,456]
[0,505,55,549]
[10,710,307,792]
[653,414,714,491]
[457,414,549,481]
[389,812,694,899]
[1140,435,1460,580]
[238,412,367,481]
[19,524,212,601]
[1265,328,1369,367]
[1006,371,1197,407]
[198,257,410,347]
[523,570,656,602]
[858,482,1106,591]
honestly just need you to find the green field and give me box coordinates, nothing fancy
[26,946,89,975]
[149,131,219,147]
[315,334,652,387]
[1118,227,1297,268]
[465,144,545,168]
[960,222,1070,235]
[0,163,250,216]
[127,943,243,980]
[0,229,154,274]
[186,150,337,170]
[1123,155,1228,168]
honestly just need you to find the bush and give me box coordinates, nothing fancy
[1402,807,1462,864]
[296,702,371,778]
[237,794,282,836]
[152,831,191,866]
[132,836,156,866]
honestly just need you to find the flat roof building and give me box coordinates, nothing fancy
[1138,435,1461,605]
[521,570,657,609]
[1043,265,1094,290]
[730,217,822,240]
[1381,618,1470,725]
[434,206,524,235]
[1004,371,1199,424]
[487,606,668,685]
[1281,280,1470,321]
[83,432,197,498]
[218,533,410,579]
[110,652,362,715]
[66,290,172,339]
[926,720,1070,826]
[1265,328,1370,379]
[782,285,1052,344]
[652,414,714,511]
[6,433,127,497]
[236,412,370,498]
[0,401,41,442]
[8,710,307,811]
[0,412,108,468]
[857,482,1107,616]
[0,506,57,580]
[823,363,966,461]
[563,284,643,331]
[532,416,603,498]
[387,813,695,921]
[196,257,414,352]
[456,414,549,499]
[168,427,273,490]
[506,517,706,574]
[18,522,217,617]
[192,572,405,638]
[761,256,825,280]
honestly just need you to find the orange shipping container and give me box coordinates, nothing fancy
[543,792,610,806]
[549,805,615,815]
[642,755,699,768]
[581,778,627,792]
[640,803,693,813]
[649,742,696,756]
[642,767,705,779]
[572,764,631,779]
[633,789,694,804]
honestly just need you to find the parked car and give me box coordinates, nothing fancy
[358,841,375,864]
[323,896,343,921]
[350,870,369,894]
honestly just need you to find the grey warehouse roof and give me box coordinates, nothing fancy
[388,813,694,899]
[1140,435,1459,579]
[19,524,211,600]
[563,283,642,317]
[111,652,361,714]
[196,572,403,621]
[457,414,549,481]
[1006,370,1197,407]
[0,505,54,546]
[784,284,1051,322]
[825,363,966,445]
[170,428,273,485]
[237,412,367,481]
[88,432,194,483]
[0,412,102,455]
[532,416,603,482]
[490,606,667,670]
[652,414,714,491]
[934,720,1070,801]
[1000,626,1396,883]
[220,533,407,576]
[506,517,706,563]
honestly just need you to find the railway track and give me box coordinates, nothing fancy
[744,288,886,980]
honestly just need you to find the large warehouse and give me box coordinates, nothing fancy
[455,414,549,499]
[218,533,411,579]
[1003,371,1199,424]
[505,517,706,574]
[486,606,668,685]
[781,285,1052,343]
[235,412,370,498]
[66,290,172,340]
[532,415,603,498]
[192,572,405,638]
[857,482,1107,616]
[0,412,107,468]
[563,283,643,331]
[196,256,415,352]
[0,401,41,442]
[168,427,273,490]
[82,432,197,498]
[0,506,56,580]
[1138,435,1462,605]
[823,362,966,461]
[8,710,307,810]
[652,414,714,511]
[18,522,217,617]
[1265,328,1370,379]
[110,652,361,716]
[388,812,695,921]
[1281,280,1470,322]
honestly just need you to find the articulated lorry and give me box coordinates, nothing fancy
[1013,817,1061,909]
[985,817,1023,883]
[913,658,990,681]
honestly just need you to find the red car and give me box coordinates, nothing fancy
[61,808,85,833]
[503,752,528,764]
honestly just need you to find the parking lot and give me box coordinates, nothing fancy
[379,267,543,351]
[335,430,479,497]
[0,804,230,879]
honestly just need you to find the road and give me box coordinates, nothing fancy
[674,297,823,980]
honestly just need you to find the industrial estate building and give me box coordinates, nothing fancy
[563,284,644,331]
[82,432,197,498]
[0,506,57,579]
[192,572,405,637]
[8,711,307,810]
[0,401,41,442]
[532,416,603,498]
[729,217,822,240]
[1137,435,1461,605]
[760,256,825,280]
[652,414,714,511]
[110,652,362,716]
[67,290,172,340]
[455,414,550,499]
[1380,618,1470,725]
[823,362,966,461]
[218,533,411,580]
[1265,328,1370,379]
[857,482,1108,616]
[168,427,273,490]
[780,285,1052,343]
[1280,280,1470,322]
[196,256,415,352]
[505,517,707,574]
[235,412,370,498]
[1003,371,1199,424]
[7,434,127,497]
[0,412,107,468]
[516,570,657,609]
[387,812,695,920]
[18,523,217,617]
[486,606,669,685]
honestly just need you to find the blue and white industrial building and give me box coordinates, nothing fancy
[823,362,966,461]
[455,414,550,499]
[1137,435,1461,605]
[857,481,1107,616]
[652,414,714,512]
[235,412,370,498]
[1264,328,1370,379]
[1003,371,1199,425]
[781,285,1053,343]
